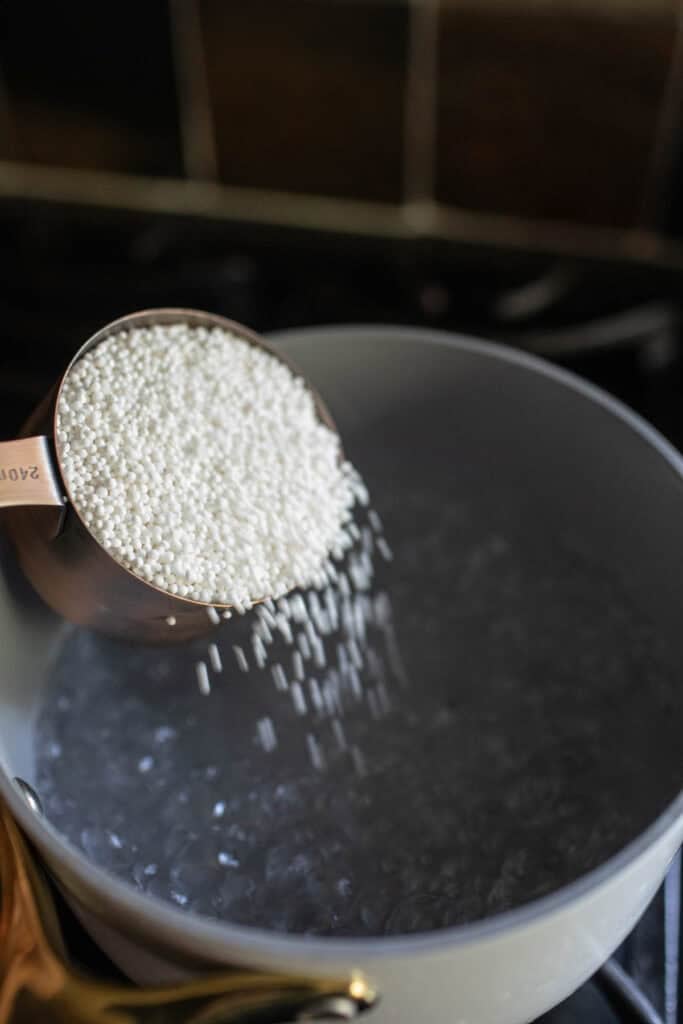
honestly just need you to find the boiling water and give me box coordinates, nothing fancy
[36,456,681,937]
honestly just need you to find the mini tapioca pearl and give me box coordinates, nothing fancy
[57,323,357,606]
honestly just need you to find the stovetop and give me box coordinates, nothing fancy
[1,196,682,1023]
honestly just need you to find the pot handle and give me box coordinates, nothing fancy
[0,799,377,1023]
[0,437,64,510]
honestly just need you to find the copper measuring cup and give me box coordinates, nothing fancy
[0,309,339,644]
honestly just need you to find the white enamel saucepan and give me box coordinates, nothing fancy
[0,325,681,1024]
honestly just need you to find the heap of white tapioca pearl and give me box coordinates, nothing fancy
[56,323,360,607]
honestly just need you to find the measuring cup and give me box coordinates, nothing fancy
[0,309,338,644]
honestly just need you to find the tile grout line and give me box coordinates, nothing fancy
[637,0,683,232]
[168,0,219,181]
[402,0,440,225]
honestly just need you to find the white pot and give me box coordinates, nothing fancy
[1,325,681,1024]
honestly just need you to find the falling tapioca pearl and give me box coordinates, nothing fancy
[252,634,268,668]
[323,678,342,717]
[309,678,324,713]
[312,636,327,668]
[377,537,393,562]
[291,682,307,716]
[292,650,305,681]
[233,646,249,672]
[208,643,222,673]
[257,717,278,753]
[297,632,311,660]
[351,746,367,777]
[271,663,288,691]
[276,615,293,645]
[332,718,347,751]
[369,509,382,532]
[196,661,211,695]
[306,733,326,772]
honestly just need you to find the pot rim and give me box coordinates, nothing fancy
[2,323,682,965]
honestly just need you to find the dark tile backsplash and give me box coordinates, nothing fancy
[199,0,409,202]
[436,2,678,230]
[0,0,680,240]
[0,0,183,177]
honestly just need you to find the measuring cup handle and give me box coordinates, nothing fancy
[0,436,64,509]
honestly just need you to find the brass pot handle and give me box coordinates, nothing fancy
[0,438,64,510]
[0,801,376,1024]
